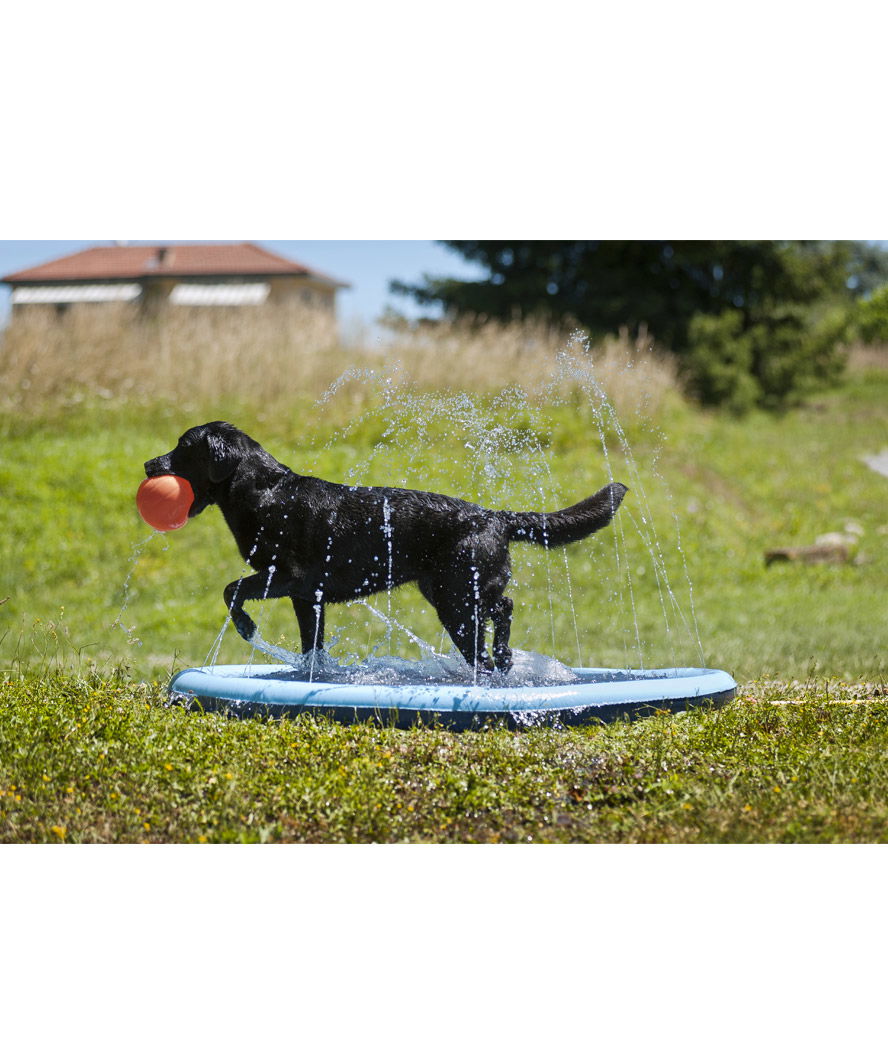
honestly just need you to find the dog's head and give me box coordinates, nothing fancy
[144,421,244,518]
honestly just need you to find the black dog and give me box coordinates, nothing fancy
[145,422,627,673]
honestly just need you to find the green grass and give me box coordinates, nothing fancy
[2,672,885,843]
[1,363,887,842]
[2,369,886,682]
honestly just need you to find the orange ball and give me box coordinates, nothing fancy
[136,475,195,532]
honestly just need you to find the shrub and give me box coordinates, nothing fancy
[682,311,760,413]
[683,304,848,414]
[855,285,888,344]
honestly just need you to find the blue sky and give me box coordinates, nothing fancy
[0,241,487,331]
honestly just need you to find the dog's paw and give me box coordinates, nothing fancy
[492,648,514,673]
[474,652,498,675]
[231,610,258,642]
[493,649,513,675]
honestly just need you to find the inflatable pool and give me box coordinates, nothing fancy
[169,662,737,729]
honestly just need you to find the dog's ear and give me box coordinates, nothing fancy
[206,431,239,483]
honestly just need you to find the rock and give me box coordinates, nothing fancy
[815,531,855,547]
[861,449,888,479]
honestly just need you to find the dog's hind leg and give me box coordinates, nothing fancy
[490,595,514,673]
[292,595,325,653]
[439,600,493,674]
[419,576,493,674]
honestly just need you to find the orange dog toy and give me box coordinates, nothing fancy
[136,475,195,532]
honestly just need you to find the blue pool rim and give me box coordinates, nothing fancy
[168,664,738,729]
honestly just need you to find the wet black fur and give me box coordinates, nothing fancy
[145,422,627,673]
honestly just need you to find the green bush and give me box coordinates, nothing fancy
[855,285,888,343]
[682,310,759,413]
[683,304,848,413]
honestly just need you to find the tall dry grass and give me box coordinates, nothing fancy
[0,304,679,419]
[845,341,888,373]
[0,303,343,409]
[380,317,677,414]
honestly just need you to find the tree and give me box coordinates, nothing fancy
[846,241,888,298]
[392,241,877,411]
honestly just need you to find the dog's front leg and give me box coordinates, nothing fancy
[292,596,325,653]
[223,573,294,643]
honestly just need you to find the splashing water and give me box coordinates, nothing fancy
[124,340,708,683]
[111,532,160,647]
[545,338,706,667]
[381,496,394,645]
[244,619,580,688]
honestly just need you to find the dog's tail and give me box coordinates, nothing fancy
[503,482,628,548]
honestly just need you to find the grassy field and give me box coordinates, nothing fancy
[2,354,885,683]
[1,672,885,843]
[1,317,887,842]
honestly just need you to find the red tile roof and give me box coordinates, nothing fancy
[2,243,348,286]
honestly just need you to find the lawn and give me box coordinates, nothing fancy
[1,351,886,842]
[2,672,885,843]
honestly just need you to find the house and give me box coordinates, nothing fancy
[2,242,349,316]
